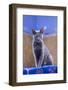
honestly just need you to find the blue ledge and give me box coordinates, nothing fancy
[23,65,57,75]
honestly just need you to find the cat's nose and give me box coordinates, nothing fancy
[36,37,40,41]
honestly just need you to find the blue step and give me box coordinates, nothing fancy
[23,65,57,75]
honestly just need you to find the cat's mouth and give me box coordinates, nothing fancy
[34,41,42,48]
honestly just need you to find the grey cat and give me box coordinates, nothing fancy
[32,28,53,67]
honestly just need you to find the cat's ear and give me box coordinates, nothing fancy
[32,29,36,35]
[40,27,44,33]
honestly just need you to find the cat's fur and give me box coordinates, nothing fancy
[32,28,53,67]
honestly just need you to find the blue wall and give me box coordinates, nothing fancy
[23,15,57,35]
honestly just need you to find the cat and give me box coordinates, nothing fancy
[32,28,53,67]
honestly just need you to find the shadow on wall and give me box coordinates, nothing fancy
[23,33,57,68]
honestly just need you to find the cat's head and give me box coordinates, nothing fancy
[32,27,45,47]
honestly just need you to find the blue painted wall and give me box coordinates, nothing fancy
[23,15,57,35]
